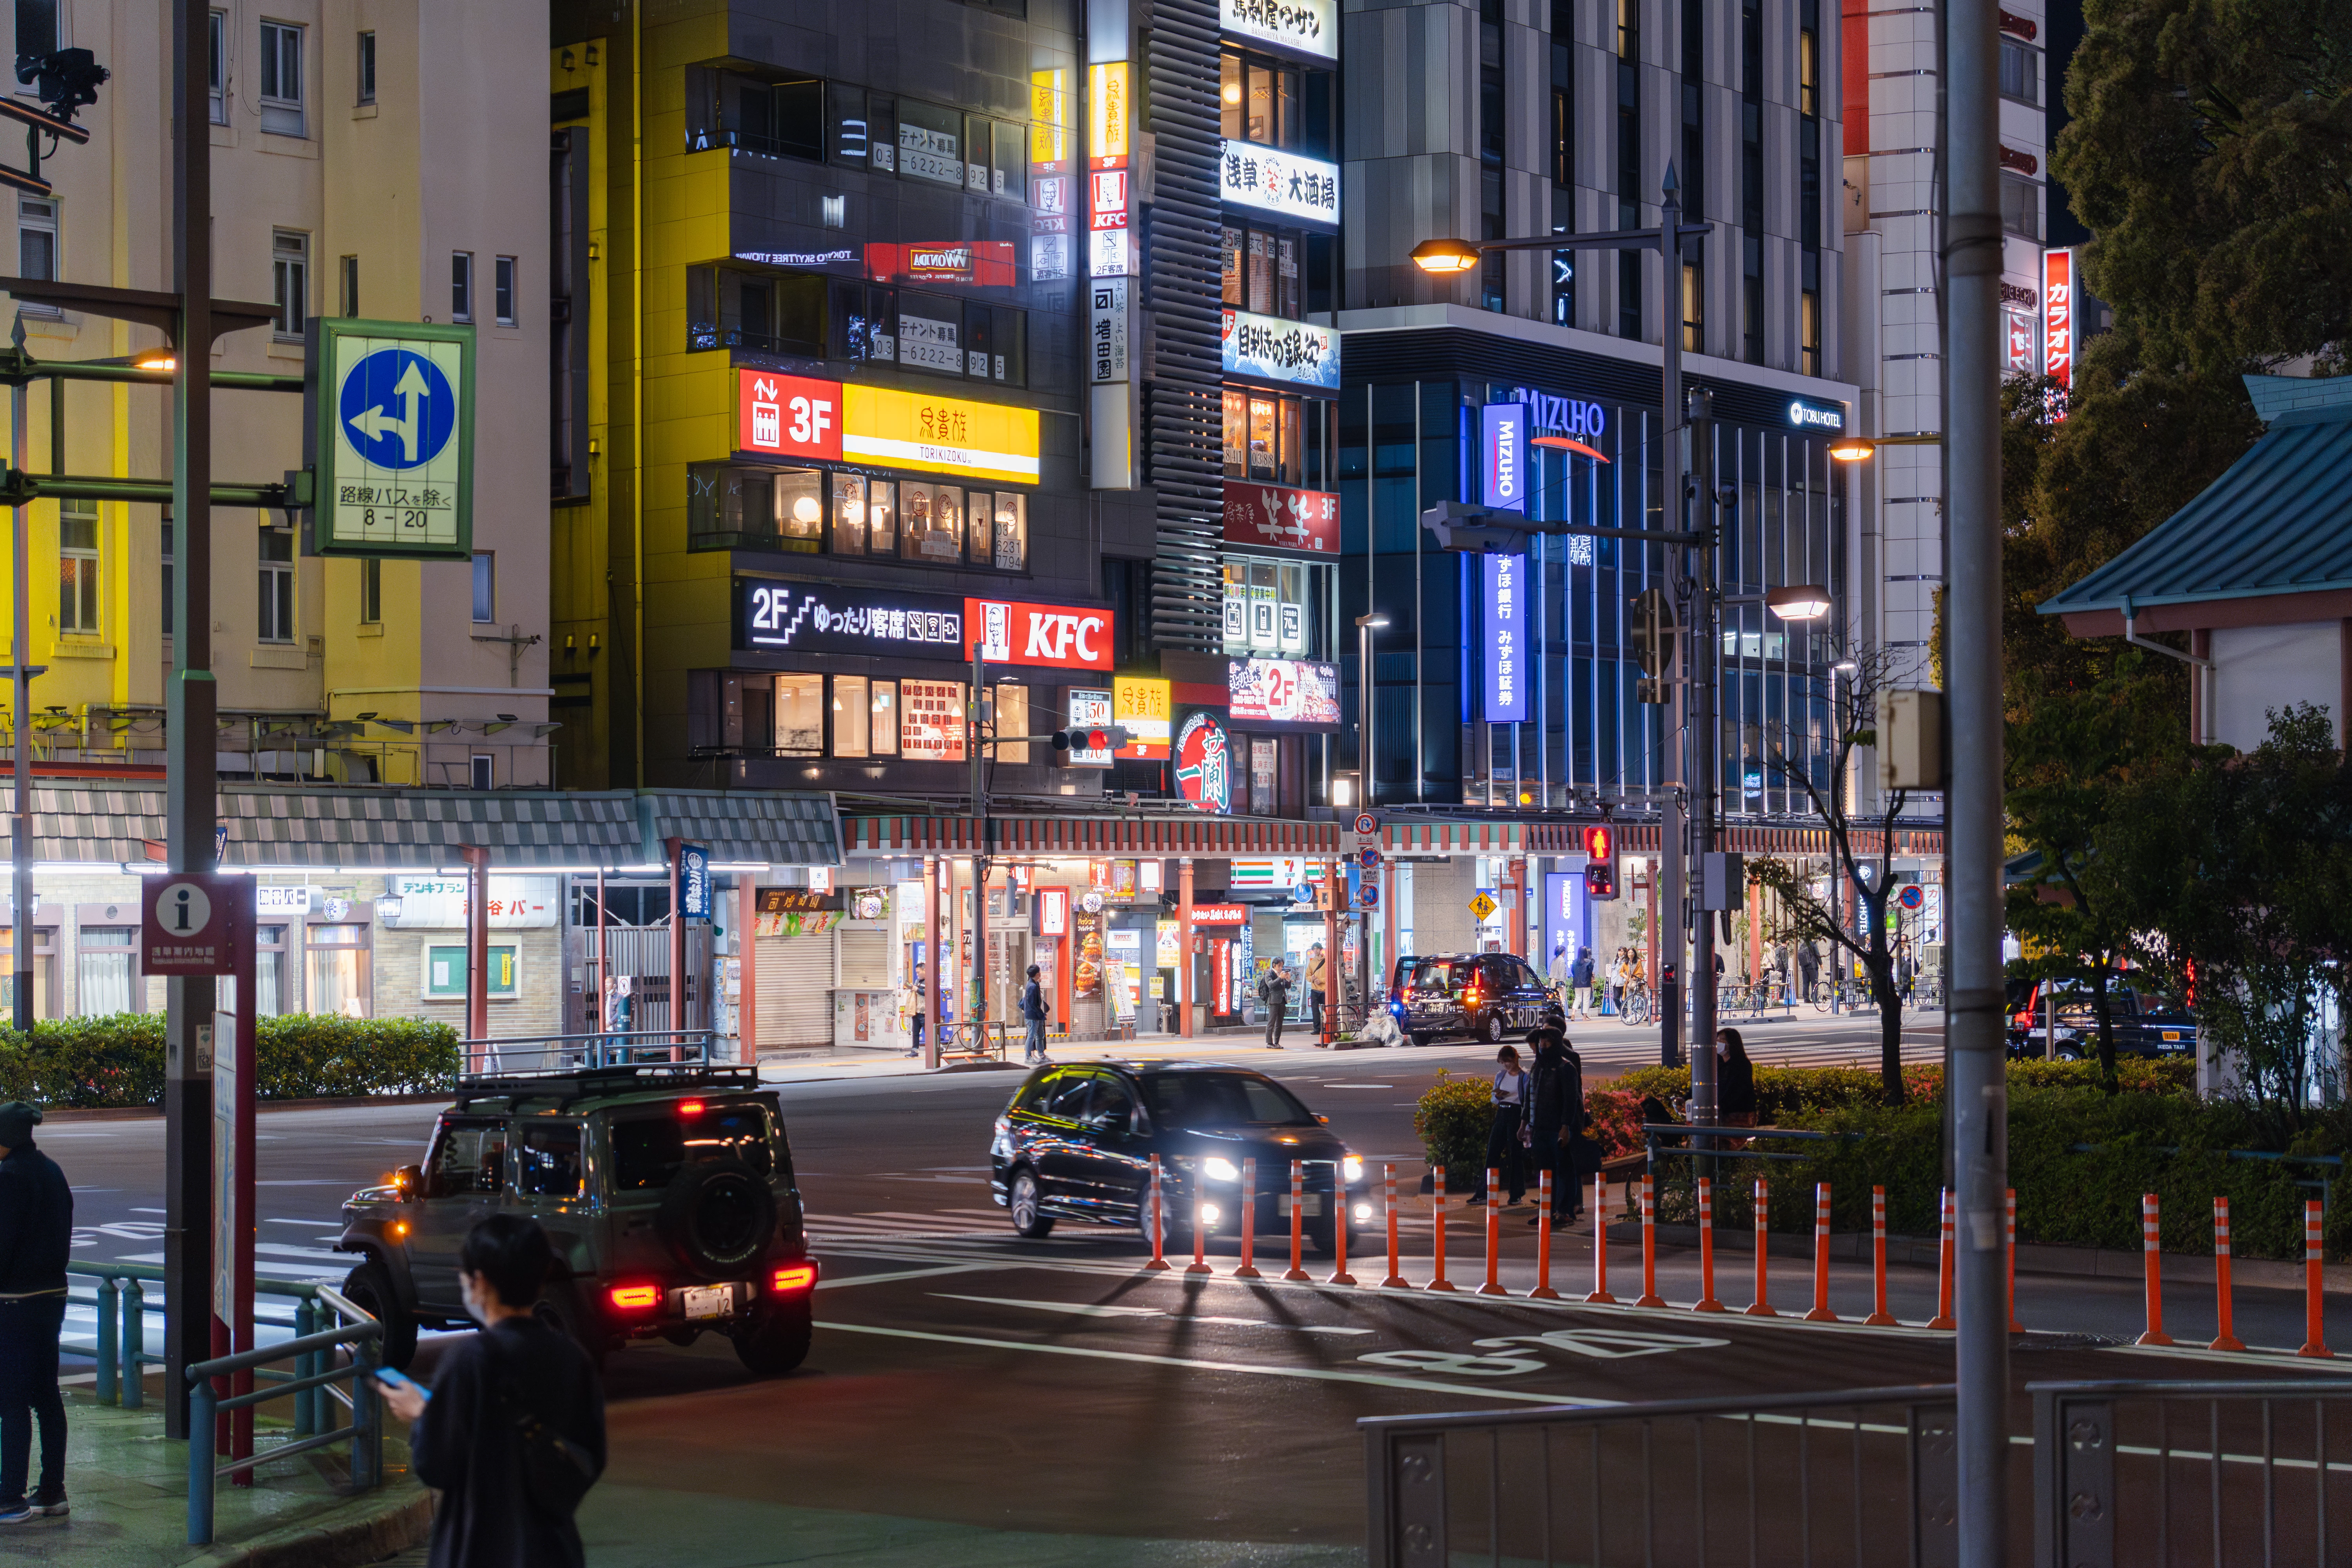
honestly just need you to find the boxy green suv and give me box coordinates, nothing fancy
[334,1060,817,1376]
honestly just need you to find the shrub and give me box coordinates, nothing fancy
[0,1013,459,1108]
[1413,1071,1499,1182]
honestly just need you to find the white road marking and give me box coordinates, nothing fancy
[1477,1328,1732,1359]
[815,1263,995,1291]
[819,1320,1619,1407]
[933,1293,1162,1319]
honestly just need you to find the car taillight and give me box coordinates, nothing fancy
[771,1264,817,1293]
[609,1285,661,1310]
[677,1099,706,1118]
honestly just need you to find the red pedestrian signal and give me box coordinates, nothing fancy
[1582,824,1619,901]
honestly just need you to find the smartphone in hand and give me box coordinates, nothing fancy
[373,1367,431,1401]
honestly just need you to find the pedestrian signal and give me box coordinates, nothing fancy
[1582,824,1619,901]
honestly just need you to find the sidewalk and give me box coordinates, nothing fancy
[7,1392,428,1568]
[755,1026,1383,1085]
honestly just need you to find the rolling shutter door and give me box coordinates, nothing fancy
[838,928,891,988]
[754,931,834,1048]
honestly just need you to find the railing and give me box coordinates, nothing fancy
[458,1027,728,1076]
[67,1262,342,1414]
[1362,1383,1962,1568]
[186,1283,386,1546]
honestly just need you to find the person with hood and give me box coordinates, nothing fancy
[0,1102,72,1524]
[1522,1014,1586,1227]
[1716,1027,1758,1129]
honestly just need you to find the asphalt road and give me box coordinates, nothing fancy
[47,1022,2352,1563]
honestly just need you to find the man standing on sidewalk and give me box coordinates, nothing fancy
[1304,942,1328,1036]
[0,1102,71,1524]
[1570,946,1596,1020]
[1258,960,1294,1049]
[1019,964,1051,1064]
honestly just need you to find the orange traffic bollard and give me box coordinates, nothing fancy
[1586,1173,1616,1304]
[2136,1192,2172,1346]
[1233,1157,1262,1279]
[1328,1175,1356,1287]
[1427,1166,1457,1292]
[1805,1182,1836,1322]
[1283,1160,1312,1282]
[1744,1177,1775,1317]
[1864,1185,1896,1326]
[1185,1181,1212,1276]
[1380,1163,1408,1289]
[1635,1173,1665,1307]
[2210,1196,2243,1352]
[1144,1155,1171,1271]
[2007,1187,2023,1334]
[1530,1170,1560,1299]
[2300,1200,2332,1359]
[1695,1176,1727,1312]
[1477,1168,1508,1296]
[1927,1187,1956,1330]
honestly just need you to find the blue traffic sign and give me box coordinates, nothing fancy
[1291,882,1316,904]
[338,347,457,470]
[1898,884,1925,911]
[1359,848,1381,869]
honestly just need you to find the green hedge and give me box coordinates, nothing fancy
[1413,1071,1498,1183]
[0,1013,460,1108]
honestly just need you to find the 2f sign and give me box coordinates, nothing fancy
[738,369,843,461]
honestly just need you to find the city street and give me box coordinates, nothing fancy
[50,1021,2352,1562]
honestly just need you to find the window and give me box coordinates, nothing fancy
[2000,176,2041,240]
[1141,1070,1314,1130]
[1800,289,1822,377]
[360,556,382,623]
[58,499,98,633]
[161,517,173,637]
[901,482,964,563]
[259,20,305,138]
[339,254,358,317]
[829,473,869,555]
[865,478,896,554]
[426,943,518,997]
[208,9,226,122]
[1681,260,1703,352]
[470,754,494,789]
[271,230,307,337]
[826,82,869,164]
[993,683,1029,763]
[494,256,516,326]
[897,98,964,185]
[775,469,822,552]
[258,526,294,642]
[255,925,287,1016]
[1999,38,2038,105]
[868,679,898,756]
[514,1125,584,1199]
[357,29,376,104]
[775,673,823,755]
[304,922,370,1018]
[1219,51,1301,151]
[75,926,134,1017]
[17,197,56,302]
[833,674,871,757]
[471,552,495,622]
[986,492,1027,570]
[1220,555,1316,656]
[1798,28,1818,116]
[450,251,473,323]
[423,1120,506,1198]
[15,0,55,61]
[1220,389,1328,487]
[611,1104,773,1190]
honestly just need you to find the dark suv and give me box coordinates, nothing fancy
[1397,952,1552,1045]
[2005,978,2199,1062]
[989,1062,1367,1253]
[336,1060,816,1376]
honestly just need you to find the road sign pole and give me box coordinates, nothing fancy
[10,319,32,1033]
[163,0,216,1441]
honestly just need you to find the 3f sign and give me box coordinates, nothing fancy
[788,393,833,446]
[739,369,844,461]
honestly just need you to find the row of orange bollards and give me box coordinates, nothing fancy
[1135,1154,2332,1352]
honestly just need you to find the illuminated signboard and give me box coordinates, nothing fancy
[738,580,965,656]
[1173,712,1233,813]
[2043,248,2074,400]
[736,370,843,463]
[1786,397,1846,431]
[1219,142,1339,227]
[1220,0,1336,58]
[840,385,1040,486]
[1064,687,1114,766]
[1089,61,1133,279]
[1034,885,1071,938]
[1030,68,1072,281]
[1483,554,1528,722]
[1221,480,1339,555]
[1482,403,1529,512]
[1220,308,1339,390]
[1114,676,1172,760]
[865,241,1018,287]
[965,598,1114,672]
[2004,309,2036,375]
[901,679,968,762]
[1227,659,1342,727]
[1185,903,1250,926]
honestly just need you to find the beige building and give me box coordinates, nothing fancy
[4,0,551,785]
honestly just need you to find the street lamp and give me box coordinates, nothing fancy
[1408,238,1481,274]
[1355,612,1389,808]
[1764,584,1834,621]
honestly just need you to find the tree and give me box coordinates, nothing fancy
[1748,647,1914,1106]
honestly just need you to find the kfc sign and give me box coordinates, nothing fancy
[737,370,842,462]
[1222,480,1339,555]
[965,597,1114,671]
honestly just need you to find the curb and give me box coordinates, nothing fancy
[45,1093,454,1123]
[178,1481,432,1568]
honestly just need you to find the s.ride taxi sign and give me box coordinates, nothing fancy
[307,317,475,559]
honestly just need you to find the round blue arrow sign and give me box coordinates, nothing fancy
[338,347,456,470]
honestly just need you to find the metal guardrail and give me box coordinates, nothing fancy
[66,1262,340,1416]
[185,1283,385,1546]
[459,1027,723,1075]
[1362,1383,1962,1568]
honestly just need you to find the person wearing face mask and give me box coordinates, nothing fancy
[0,1102,71,1526]
[375,1214,606,1568]
[1715,1027,1758,1130]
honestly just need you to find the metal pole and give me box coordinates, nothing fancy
[1687,382,1719,1130]
[969,646,988,1042]
[1657,167,1687,1075]
[664,836,684,1038]
[1945,0,2010,1557]
[10,332,30,1033]
[163,0,218,1441]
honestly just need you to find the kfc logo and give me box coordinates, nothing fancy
[964,597,1114,671]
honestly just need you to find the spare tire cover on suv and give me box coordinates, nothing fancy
[656,1157,778,1280]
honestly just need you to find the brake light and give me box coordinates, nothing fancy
[1465,988,1482,1005]
[771,1264,817,1293]
[609,1285,661,1310]
[677,1100,706,1118]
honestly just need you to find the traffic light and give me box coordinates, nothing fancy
[1582,824,1619,901]
[1051,726,1131,757]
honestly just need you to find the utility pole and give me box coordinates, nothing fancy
[1655,164,1694,1098]
[1944,0,2010,1556]
[969,646,988,1042]
[9,317,33,1033]
[163,0,216,1439]
[1686,381,1718,1129]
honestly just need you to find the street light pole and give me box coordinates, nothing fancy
[1355,611,1387,1024]
[10,318,31,1034]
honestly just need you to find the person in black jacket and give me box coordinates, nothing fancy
[1716,1027,1759,1128]
[0,1101,72,1524]
[377,1215,606,1568]
[1522,1017,1586,1227]
[1019,964,1051,1064]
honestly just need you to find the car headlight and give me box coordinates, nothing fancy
[1202,1156,1241,1182]
[1342,1155,1363,1184]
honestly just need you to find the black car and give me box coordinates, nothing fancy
[989,1062,1368,1252]
[1396,951,1553,1046]
[2005,978,2198,1062]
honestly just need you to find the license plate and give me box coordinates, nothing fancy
[682,1285,732,1319]
[1276,1193,1324,1217]
[2161,1031,2181,1042]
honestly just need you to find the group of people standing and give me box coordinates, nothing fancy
[1545,944,1646,1020]
[1465,1011,1596,1225]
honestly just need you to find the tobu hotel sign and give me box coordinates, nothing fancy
[1222,480,1338,555]
[966,597,1114,671]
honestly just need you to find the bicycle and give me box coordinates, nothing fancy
[1617,982,1653,1026]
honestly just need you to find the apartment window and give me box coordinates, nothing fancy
[258,527,295,642]
[1681,260,1704,352]
[16,197,55,318]
[2000,176,2042,240]
[1800,289,1822,377]
[1798,27,1818,116]
[208,9,226,123]
[58,500,97,633]
[16,0,56,60]
[470,551,494,622]
[470,755,494,790]
[339,254,358,317]
[271,230,307,337]
[76,927,135,1018]
[450,252,473,323]
[259,20,305,138]
[360,556,382,623]
[1999,38,2038,105]
[357,29,376,104]
[494,256,516,326]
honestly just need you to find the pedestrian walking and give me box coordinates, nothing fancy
[903,974,926,1058]
[1546,942,1572,1010]
[1523,1016,1586,1228]
[1258,960,1293,1049]
[1019,964,1052,1063]
[1305,942,1328,1035]
[1466,1046,1528,1206]
[1570,946,1596,1020]
[376,1215,606,1568]
[1715,1027,1758,1129]
[0,1102,70,1525]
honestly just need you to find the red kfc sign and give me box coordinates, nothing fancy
[737,370,843,461]
[1222,480,1340,555]
[964,597,1114,672]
